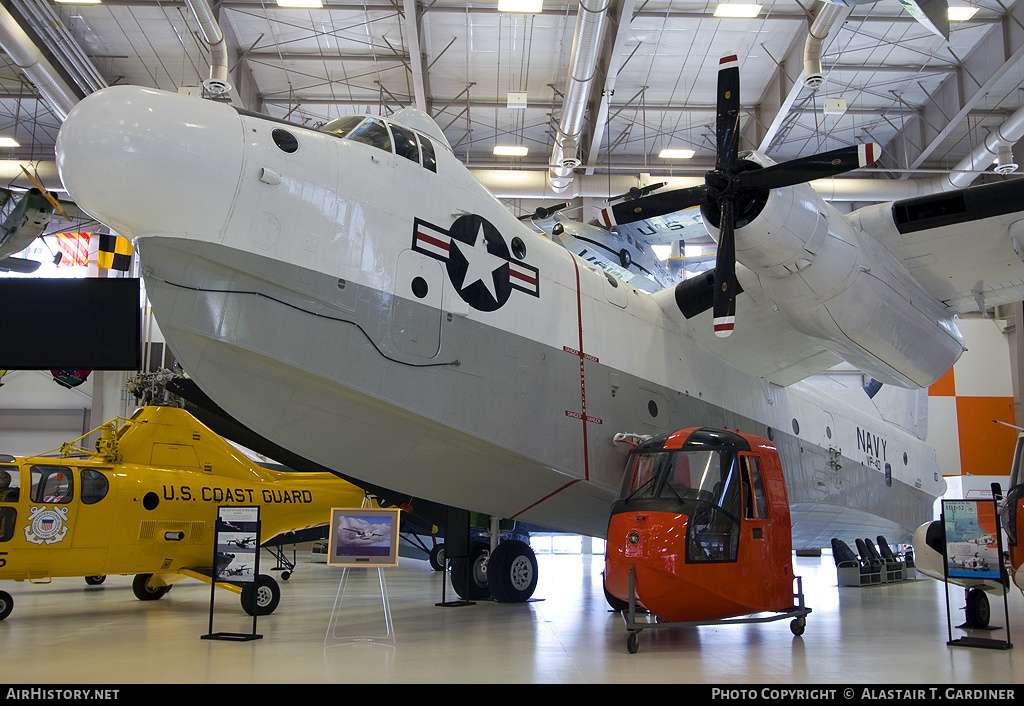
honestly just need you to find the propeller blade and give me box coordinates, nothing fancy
[736,143,881,191]
[519,202,570,221]
[716,54,741,172]
[598,185,708,227]
[712,199,737,338]
[605,182,668,204]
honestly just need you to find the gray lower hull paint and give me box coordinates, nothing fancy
[138,237,937,547]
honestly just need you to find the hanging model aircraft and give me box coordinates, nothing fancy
[0,405,371,620]
[54,54,1024,604]
[524,195,714,293]
[0,179,96,273]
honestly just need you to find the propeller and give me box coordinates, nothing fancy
[605,181,667,205]
[518,202,569,221]
[599,53,880,338]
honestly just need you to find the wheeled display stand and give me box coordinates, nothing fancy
[622,564,812,653]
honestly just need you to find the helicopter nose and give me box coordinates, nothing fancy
[56,85,244,239]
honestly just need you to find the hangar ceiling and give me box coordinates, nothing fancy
[0,0,1021,215]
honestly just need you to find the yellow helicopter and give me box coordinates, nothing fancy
[0,404,371,620]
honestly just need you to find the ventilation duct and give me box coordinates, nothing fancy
[0,3,77,120]
[548,0,610,193]
[185,0,231,95]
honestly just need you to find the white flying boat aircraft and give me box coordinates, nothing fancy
[54,56,1024,602]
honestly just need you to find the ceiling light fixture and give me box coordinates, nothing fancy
[948,6,978,20]
[498,0,543,12]
[713,3,762,18]
[494,145,528,157]
[0,137,20,148]
[659,148,695,159]
[276,0,323,7]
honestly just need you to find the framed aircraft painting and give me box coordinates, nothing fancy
[327,507,401,567]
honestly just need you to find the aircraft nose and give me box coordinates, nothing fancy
[56,85,244,239]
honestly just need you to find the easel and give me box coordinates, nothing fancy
[202,505,263,642]
[324,497,397,648]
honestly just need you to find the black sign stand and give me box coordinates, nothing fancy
[941,498,1012,650]
[202,505,263,642]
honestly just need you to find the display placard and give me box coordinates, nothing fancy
[941,499,1001,580]
[327,507,401,567]
[214,506,260,583]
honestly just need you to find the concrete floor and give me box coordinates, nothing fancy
[0,550,1021,684]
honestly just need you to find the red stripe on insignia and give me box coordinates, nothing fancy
[417,231,449,251]
[509,269,536,286]
[720,54,738,65]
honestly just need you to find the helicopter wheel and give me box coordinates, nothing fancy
[619,249,632,268]
[241,574,281,616]
[965,588,990,628]
[626,631,640,654]
[790,617,806,636]
[132,573,171,601]
[85,576,106,586]
[0,590,12,620]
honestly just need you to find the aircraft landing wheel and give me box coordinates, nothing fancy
[0,590,12,620]
[626,631,640,654]
[85,576,106,586]
[487,540,538,603]
[429,544,446,572]
[280,570,291,581]
[451,542,491,600]
[790,617,806,636]
[241,574,281,616]
[132,573,171,601]
[602,576,629,612]
[619,249,632,268]
[965,588,990,628]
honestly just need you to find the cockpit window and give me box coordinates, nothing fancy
[419,135,437,172]
[390,124,420,164]
[620,448,742,563]
[0,465,19,503]
[346,118,392,153]
[621,449,735,508]
[31,466,74,504]
[321,115,366,139]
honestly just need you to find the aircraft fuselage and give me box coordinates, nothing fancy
[55,87,945,546]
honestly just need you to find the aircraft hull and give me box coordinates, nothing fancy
[137,235,941,545]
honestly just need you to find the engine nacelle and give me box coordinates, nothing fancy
[706,175,964,388]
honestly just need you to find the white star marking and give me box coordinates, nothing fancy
[456,224,503,300]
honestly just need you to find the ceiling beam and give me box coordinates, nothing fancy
[885,0,1024,172]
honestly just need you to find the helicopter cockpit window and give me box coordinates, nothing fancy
[81,469,109,505]
[742,455,768,519]
[346,117,393,154]
[0,465,19,503]
[30,466,74,504]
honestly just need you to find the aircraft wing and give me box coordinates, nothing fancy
[0,255,41,273]
[855,180,1024,316]
[611,204,709,246]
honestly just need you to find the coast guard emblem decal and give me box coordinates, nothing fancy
[412,215,539,312]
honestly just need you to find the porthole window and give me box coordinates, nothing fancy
[903,452,908,465]
[411,277,428,299]
[885,463,892,487]
[826,426,832,440]
[511,237,527,260]
[648,400,659,418]
[272,128,299,154]
[792,418,800,435]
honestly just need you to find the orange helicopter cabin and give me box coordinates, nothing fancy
[605,427,795,622]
